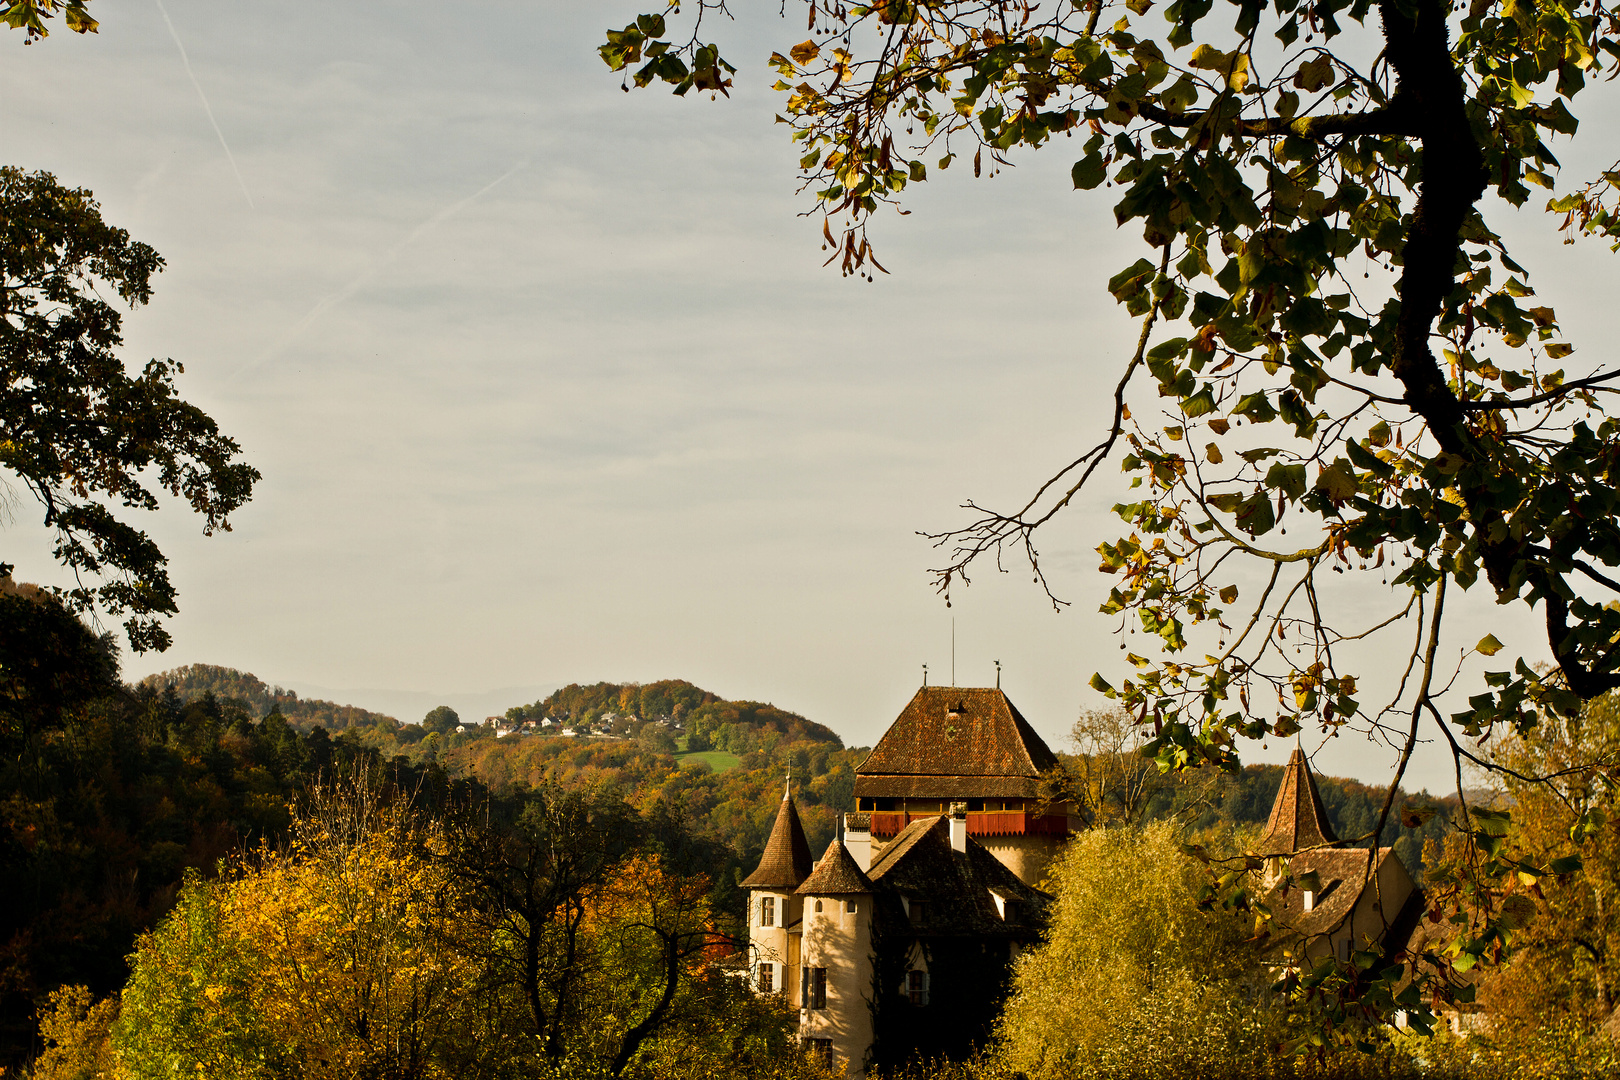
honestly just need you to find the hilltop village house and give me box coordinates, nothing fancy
[744,690,1435,1074]
[742,686,1069,1074]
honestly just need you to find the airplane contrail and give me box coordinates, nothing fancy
[153,0,254,210]
[228,159,530,383]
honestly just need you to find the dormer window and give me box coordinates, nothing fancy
[1302,890,1315,912]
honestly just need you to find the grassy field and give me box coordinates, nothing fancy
[674,749,742,773]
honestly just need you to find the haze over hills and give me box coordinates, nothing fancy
[277,681,560,727]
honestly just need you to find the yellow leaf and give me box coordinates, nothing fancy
[1293,56,1334,92]
[1205,441,1223,464]
[1219,585,1239,603]
[790,39,820,65]
[1477,634,1504,656]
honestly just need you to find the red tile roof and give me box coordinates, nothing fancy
[741,791,814,889]
[854,687,1059,801]
[1256,745,1339,855]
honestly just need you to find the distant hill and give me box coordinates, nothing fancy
[139,664,400,733]
[503,679,843,749]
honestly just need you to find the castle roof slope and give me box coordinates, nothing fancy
[796,837,874,895]
[855,687,1059,801]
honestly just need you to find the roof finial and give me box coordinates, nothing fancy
[995,659,1001,689]
[922,662,928,687]
[784,771,791,800]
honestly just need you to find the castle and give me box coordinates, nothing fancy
[742,686,1071,1074]
[743,689,1425,1075]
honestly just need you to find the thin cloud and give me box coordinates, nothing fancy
[153,0,254,209]
[230,159,530,382]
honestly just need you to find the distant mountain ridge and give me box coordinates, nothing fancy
[139,664,400,732]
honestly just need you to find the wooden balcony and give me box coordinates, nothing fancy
[867,811,1069,839]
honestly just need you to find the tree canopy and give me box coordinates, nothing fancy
[0,168,258,652]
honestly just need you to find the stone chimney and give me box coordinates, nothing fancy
[948,801,968,854]
[843,812,872,872]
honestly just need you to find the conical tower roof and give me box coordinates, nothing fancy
[741,786,814,889]
[796,837,872,895]
[1256,746,1338,855]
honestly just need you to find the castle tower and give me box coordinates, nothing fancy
[1256,745,1339,887]
[795,839,875,1073]
[1252,746,1421,966]
[741,783,814,998]
[853,686,1073,886]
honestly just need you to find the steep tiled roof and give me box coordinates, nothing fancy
[1266,848,1388,938]
[855,688,1059,798]
[1255,746,1339,855]
[866,816,1050,936]
[741,792,814,889]
[796,837,874,895]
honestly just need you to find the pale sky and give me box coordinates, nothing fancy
[6,1,1618,790]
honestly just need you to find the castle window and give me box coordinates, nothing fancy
[801,966,827,1009]
[814,899,823,913]
[845,899,858,915]
[909,900,928,925]
[906,970,930,1006]
[758,962,774,993]
[760,896,775,927]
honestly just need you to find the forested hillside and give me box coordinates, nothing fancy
[28,652,1460,1072]
[139,664,400,732]
[503,678,843,749]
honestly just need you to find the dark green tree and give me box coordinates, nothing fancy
[0,168,259,652]
[422,705,461,735]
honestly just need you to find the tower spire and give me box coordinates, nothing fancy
[1257,745,1338,855]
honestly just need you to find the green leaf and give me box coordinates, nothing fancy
[1072,153,1106,190]
[1476,634,1504,656]
[1181,386,1217,417]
